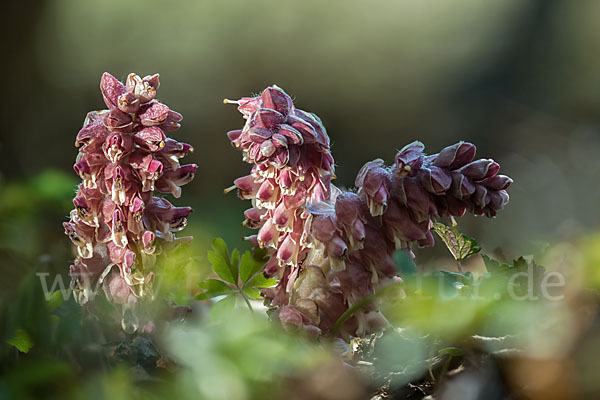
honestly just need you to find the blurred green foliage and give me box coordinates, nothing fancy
[164,311,333,400]
[0,169,75,257]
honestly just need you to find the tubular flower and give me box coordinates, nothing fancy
[65,72,195,330]
[226,87,512,339]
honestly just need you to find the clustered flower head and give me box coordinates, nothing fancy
[226,86,512,339]
[225,86,334,285]
[64,72,195,329]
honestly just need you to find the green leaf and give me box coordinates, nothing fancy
[242,286,261,300]
[231,248,240,275]
[482,254,512,274]
[210,294,236,321]
[47,290,66,312]
[212,238,229,262]
[7,329,34,353]
[196,279,234,300]
[438,347,465,356]
[440,270,474,284]
[207,251,235,284]
[513,256,528,270]
[212,238,238,284]
[241,274,276,300]
[247,274,277,289]
[240,251,266,284]
[433,222,481,262]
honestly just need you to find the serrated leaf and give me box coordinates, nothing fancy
[47,290,66,312]
[7,329,34,353]
[482,254,512,274]
[212,238,238,284]
[433,222,481,262]
[247,274,277,289]
[207,252,235,284]
[210,294,236,321]
[196,279,234,300]
[513,256,528,270]
[438,347,465,356]
[240,251,265,284]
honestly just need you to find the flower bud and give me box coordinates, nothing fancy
[159,110,183,132]
[261,86,293,115]
[458,159,498,180]
[134,127,166,152]
[433,141,476,169]
[117,92,141,113]
[76,116,109,152]
[104,109,133,133]
[478,174,512,190]
[394,141,425,175]
[244,207,266,228]
[101,72,125,109]
[138,102,169,126]
[355,159,391,216]
[417,166,451,195]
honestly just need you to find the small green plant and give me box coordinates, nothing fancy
[196,238,276,318]
[433,221,481,273]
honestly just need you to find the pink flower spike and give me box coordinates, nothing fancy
[65,72,195,331]
[225,86,513,338]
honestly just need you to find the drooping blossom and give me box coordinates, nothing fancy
[65,72,195,331]
[225,86,511,339]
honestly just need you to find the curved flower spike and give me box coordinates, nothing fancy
[226,85,512,339]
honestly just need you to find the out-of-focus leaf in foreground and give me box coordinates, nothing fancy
[165,310,332,400]
[6,329,34,353]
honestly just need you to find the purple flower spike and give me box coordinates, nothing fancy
[225,87,512,339]
[64,72,196,332]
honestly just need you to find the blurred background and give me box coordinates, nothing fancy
[1,0,600,398]
[4,0,600,268]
